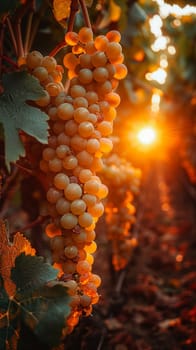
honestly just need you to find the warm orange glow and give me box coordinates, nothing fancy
[137,126,157,145]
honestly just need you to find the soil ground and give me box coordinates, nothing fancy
[64,157,196,350]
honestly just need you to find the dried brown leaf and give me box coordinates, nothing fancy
[0,220,36,296]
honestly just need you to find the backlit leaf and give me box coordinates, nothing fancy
[0,221,35,297]
[0,71,49,171]
[53,0,71,22]
[129,3,147,24]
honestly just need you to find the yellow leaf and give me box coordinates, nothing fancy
[0,220,36,296]
[53,0,71,22]
[109,0,121,22]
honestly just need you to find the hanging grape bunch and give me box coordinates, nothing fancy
[21,26,127,332]
[101,153,141,271]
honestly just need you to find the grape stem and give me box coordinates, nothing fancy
[79,0,92,29]
[14,2,34,58]
[49,40,67,57]
[24,0,36,54]
[24,11,34,56]
[0,55,18,69]
[14,161,34,175]
[6,17,18,56]
[68,0,79,32]
[49,0,79,57]
[15,20,24,57]
[49,0,91,57]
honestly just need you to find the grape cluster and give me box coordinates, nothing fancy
[23,27,127,332]
[101,153,141,271]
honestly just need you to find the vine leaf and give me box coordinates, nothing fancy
[129,3,146,24]
[0,254,70,349]
[0,71,49,171]
[0,220,36,296]
[53,0,71,22]
[21,283,70,347]
[11,253,58,295]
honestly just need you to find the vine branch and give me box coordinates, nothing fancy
[0,55,18,69]
[49,40,67,57]
[24,11,34,56]
[15,20,24,57]
[49,0,79,57]
[79,0,92,29]
[67,0,79,32]
[6,17,18,56]
[24,0,36,56]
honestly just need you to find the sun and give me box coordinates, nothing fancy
[137,126,157,145]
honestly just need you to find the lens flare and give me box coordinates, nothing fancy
[137,127,157,145]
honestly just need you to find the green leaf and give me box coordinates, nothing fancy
[0,276,18,350]
[129,3,147,24]
[0,254,70,349]
[0,71,49,171]
[17,323,51,350]
[11,253,58,294]
[0,276,9,312]
[2,71,45,100]
[22,284,70,346]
